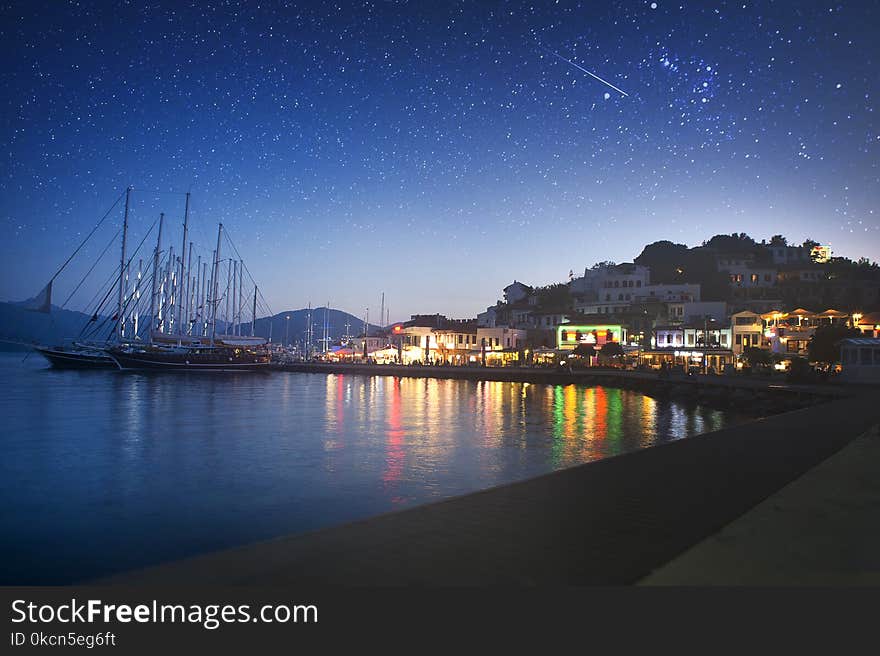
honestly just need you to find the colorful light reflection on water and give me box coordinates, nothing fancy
[0,355,746,583]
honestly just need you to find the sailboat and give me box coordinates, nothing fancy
[105,222,272,372]
[34,187,135,369]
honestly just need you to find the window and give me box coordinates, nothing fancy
[764,274,771,282]
[458,334,463,344]
[614,280,620,288]
[618,294,623,301]
[721,334,728,345]
[735,334,742,345]
[687,333,695,346]
[750,274,759,284]
[637,280,642,287]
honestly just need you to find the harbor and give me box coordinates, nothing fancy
[2,351,754,584]
[102,390,880,586]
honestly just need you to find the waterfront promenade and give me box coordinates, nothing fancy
[105,390,879,586]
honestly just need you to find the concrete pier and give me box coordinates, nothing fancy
[103,392,879,586]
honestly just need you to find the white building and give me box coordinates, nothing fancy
[730,310,763,356]
[570,263,651,297]
[635,283,701,304]
[667,301,728,324]
[764,244,812,266]
[476,305,498,328]
[503,281,532,304]
[725,264,777,288]
[477,327,527,350]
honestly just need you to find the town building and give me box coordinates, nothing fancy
[839,337,880,384]
[667,301,727,325]
[763,244,812,266]
[854,312,880,338]
[641,321,734,373]
[730,310,763,356]
[433,322,479,365]
[503,281,532,304]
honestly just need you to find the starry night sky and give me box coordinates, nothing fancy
[1,0,878,321]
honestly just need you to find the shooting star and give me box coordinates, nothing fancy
[541,47,629,98]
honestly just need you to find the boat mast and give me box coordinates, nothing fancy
[238,259,244,336]
[224,259,231,336]
[232,260,237,337]
[133,259,142,339]
[183,240,192,336]
[164,246,174,333]
[251,285,257,337]
[177,192,190,339]
[149,212,164,336]
[116,186,131,342]
[201,260,208,336]
[210,224,222,344]
[192,254,201,336]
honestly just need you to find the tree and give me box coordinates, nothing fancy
[600,342,624,359]
[532,283,572,311]
[704,233,758,253]
[572,343,596,358]
[634,240,689,282]
[742,346,772,369]
[807,324,860,365]
[590,260,617,270]
[769,235,788,246]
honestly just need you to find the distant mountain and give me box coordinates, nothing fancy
[0,302,110,347]
[0,301,382,350]
[251,308,382,346]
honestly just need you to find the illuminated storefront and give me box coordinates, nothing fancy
[639,348,734,374]
[556,324,625,350]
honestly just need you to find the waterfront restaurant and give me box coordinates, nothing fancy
[639,324,734,373]
[433,324,479,365]
[758,309,817,357]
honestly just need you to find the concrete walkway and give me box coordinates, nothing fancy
[103,393,879,586]
[640,422,880,586]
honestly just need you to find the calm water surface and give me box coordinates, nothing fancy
[0,353,747,583]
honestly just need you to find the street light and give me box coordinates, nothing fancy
[285,315,290,347]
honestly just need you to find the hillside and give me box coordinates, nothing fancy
[0,301,380,348]
[0,302,108,347]
[252,308,381,346]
